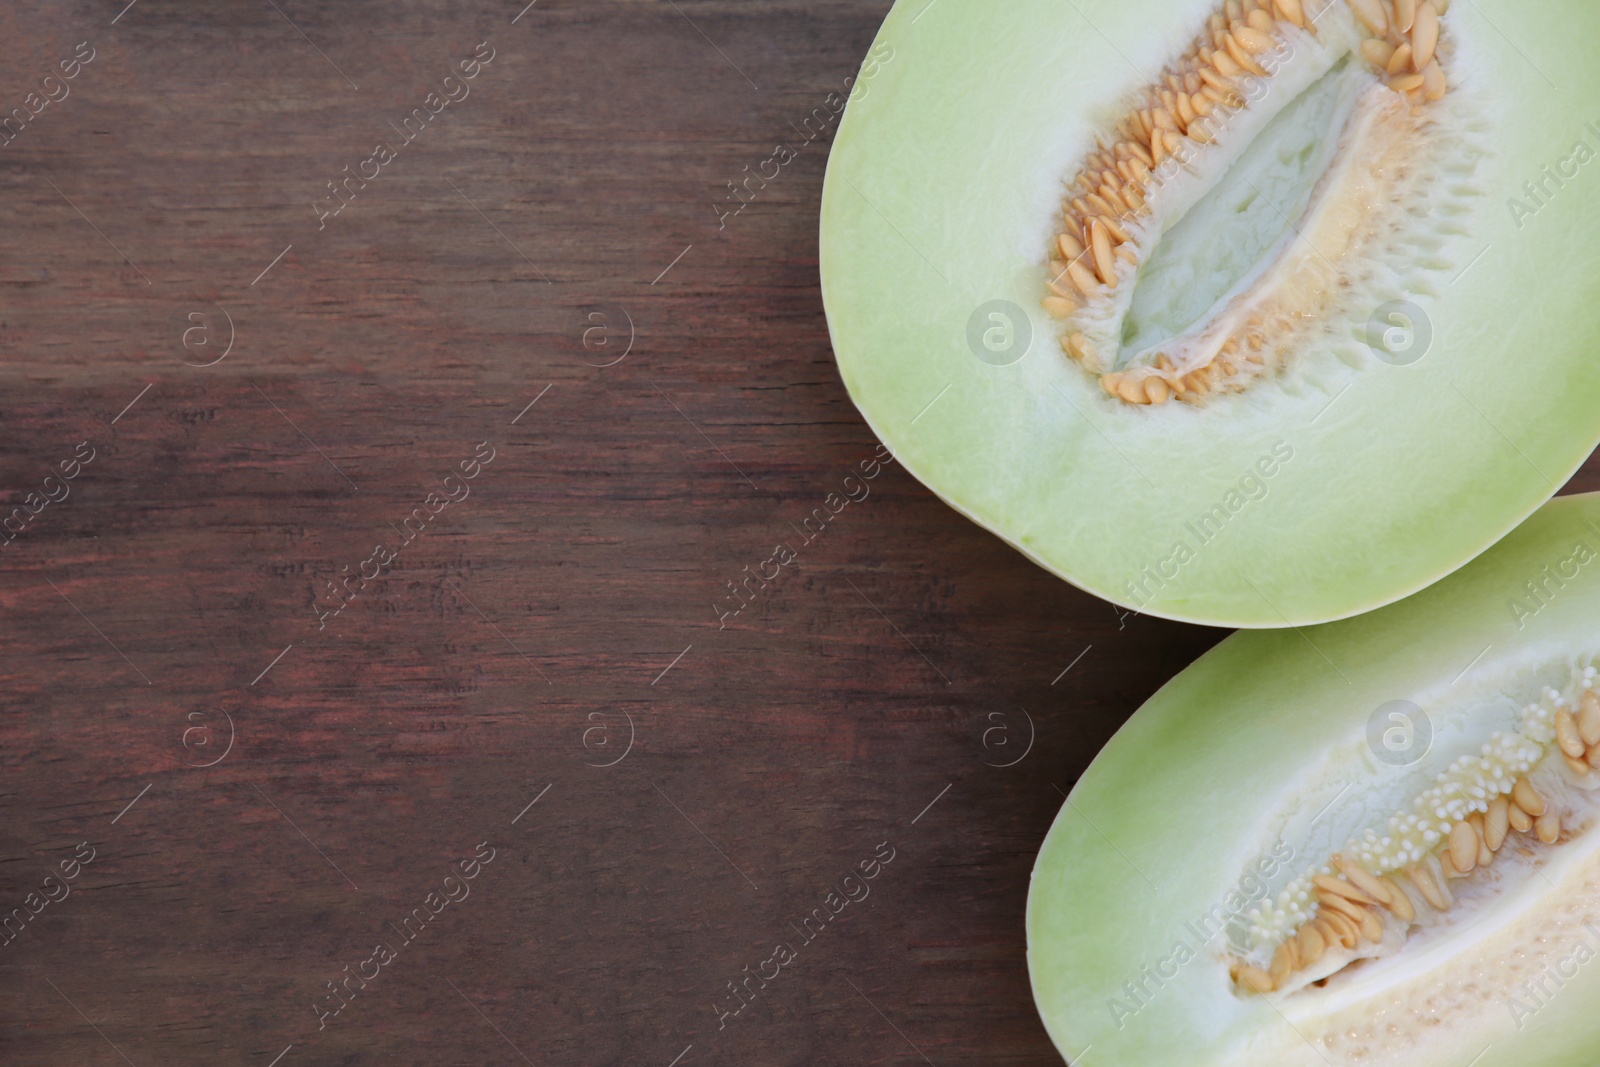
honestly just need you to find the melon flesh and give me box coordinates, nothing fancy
[820,0,1600,627]
[1028,492,1600,1065]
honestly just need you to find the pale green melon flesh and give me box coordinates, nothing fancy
[820,0,1600,627]
[1027,492,1600,1066]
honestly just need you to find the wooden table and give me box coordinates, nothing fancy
[1,2,1595,1064]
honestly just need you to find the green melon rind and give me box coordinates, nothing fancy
[819,0,1600,627]
[1026,491,1600,1065]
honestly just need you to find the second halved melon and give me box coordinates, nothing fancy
[1028,492,1600,1065]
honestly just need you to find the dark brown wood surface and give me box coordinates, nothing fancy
[1,2,1596,1064]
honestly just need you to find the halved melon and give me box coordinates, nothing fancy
[820,0,1600,626]
[1028,491,1600,1065]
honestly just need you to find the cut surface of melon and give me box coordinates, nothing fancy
[820,0,1600,626]
[1027,493,1600,1065]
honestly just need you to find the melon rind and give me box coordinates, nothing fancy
[819,0,1600,627]
[1026,492,1600,1065]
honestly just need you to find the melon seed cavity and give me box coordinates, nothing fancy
[1231,665,1600,997]
[1043,0,1464,406]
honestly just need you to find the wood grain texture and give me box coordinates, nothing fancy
[0,2,1596,1065]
